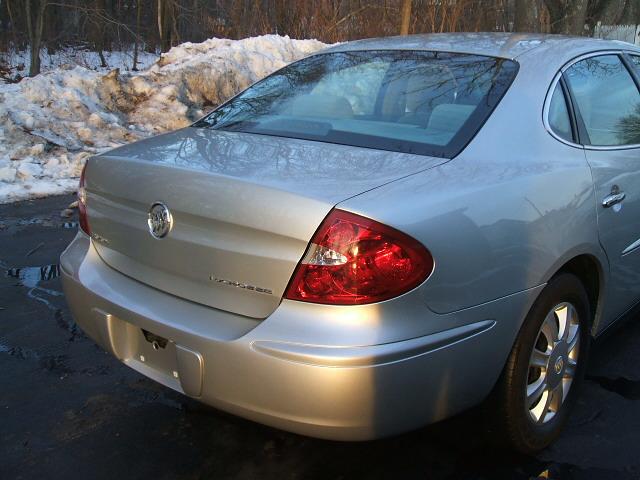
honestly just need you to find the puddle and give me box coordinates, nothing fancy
[16,218,44,226]
[15,217,57,228]
[6,264,61,288]
[0,340,71,372]
[2,216,77,230]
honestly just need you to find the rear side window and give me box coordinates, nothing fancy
[548,84,573,143]
[629,55,640,71]
[564,55,640,146]
[195,51,519,158]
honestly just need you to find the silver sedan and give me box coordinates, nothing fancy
[61,33,640,452]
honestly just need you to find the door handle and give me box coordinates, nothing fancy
[602,192,626,208]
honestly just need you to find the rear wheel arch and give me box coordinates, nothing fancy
[501,254,601,372]
[551,254,604,335]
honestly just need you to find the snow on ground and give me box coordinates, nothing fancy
[1,46,159,79]
[0,35,327,204]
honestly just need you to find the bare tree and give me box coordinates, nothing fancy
[4,0,639,81]
[400,0,412,35]
[5,0,20,48]
[24,0,47,76]
[93,0,108,68]
[157,0,175,52]
[133,0,142,70]
[514,0,543,32]
[544,0,589,34]
[587,0,629,31]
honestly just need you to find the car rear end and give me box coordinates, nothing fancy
[61,45,526,439]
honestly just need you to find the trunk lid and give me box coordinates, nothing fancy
[85,127,445,318]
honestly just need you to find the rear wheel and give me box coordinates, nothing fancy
[492,273,591,453]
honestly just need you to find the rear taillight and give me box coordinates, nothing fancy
[284,209,434,305]
[78,162,90,235]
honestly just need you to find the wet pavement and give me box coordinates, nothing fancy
[2,195,640,480]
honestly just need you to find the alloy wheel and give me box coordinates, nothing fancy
[526,302,581,424]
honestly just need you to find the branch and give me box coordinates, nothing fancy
[45,2,139,38]
[326,4,384,32]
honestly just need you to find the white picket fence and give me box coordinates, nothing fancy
[593,23,640,45]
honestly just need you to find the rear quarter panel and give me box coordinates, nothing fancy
[339,52,607,317]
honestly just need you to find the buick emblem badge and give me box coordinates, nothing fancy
[148,202,173,239]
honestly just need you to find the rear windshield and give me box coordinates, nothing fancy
[194,50,518,158]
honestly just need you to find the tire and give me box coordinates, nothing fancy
[490,273,591,453]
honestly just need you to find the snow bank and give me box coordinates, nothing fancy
[0,35,327,203]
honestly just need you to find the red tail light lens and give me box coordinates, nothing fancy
[78,162,91,235]
[284,209,434,305]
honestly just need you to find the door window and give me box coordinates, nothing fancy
[564,54,640,146]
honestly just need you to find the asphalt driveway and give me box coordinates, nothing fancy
[2,195,640,480]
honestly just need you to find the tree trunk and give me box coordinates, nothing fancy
[400,0,412,35]
[133,0,142,71]
[171,1,180,47]
[158,0,173,52]
[94,0,108,68]
[6,0,20,47]
[586,0,620,33]
[25,0,46,77]
[157,0,164,51]
[565,0,589,35]
[192,0,200,40]
[544,0,589,35]
[514,0,542,32]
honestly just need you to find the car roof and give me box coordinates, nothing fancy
[322,32,639,61]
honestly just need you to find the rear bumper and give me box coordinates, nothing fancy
[61,232,542,440]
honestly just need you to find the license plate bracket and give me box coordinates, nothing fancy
[142,329,169,350]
